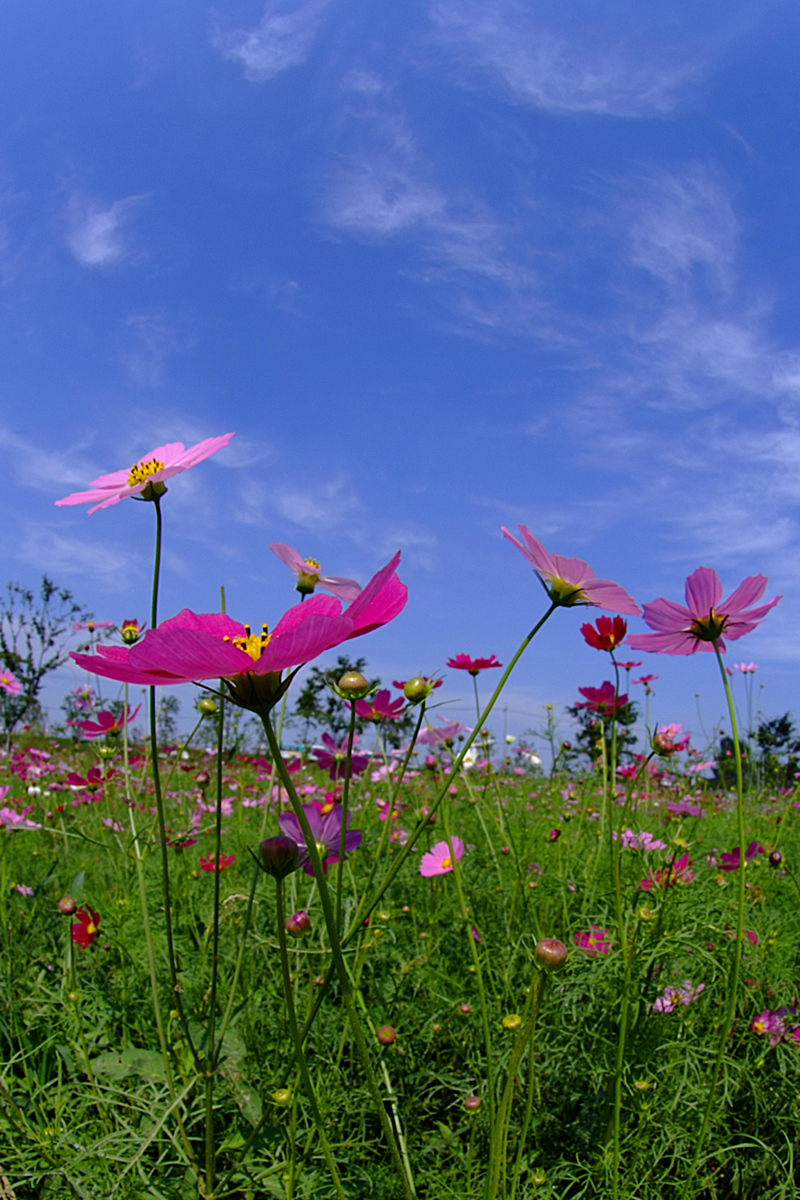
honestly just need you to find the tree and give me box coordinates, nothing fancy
[564,697,639,767]
[0,577,90,741]
[291,655,377,746]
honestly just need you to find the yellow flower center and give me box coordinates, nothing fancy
[440,856,452,870]
[690,608,727,642]
[128,457,165,487]
[544,574,585,607]
[86,921,96,935]
[223,624,271,662]
[304,557,321,571]
[315,839,329,858]
[754,1020,765,1034]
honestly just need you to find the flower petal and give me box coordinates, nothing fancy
[684,567,723,618]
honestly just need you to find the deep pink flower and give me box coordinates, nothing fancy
[312,733,370,780]
[69,554,407,712]
[278,803,362,876]
[67,765,111,791]
[199,853,235,873]
[628,567,781,656]
[72,908,100,947]
[574,681,628,715]
[718,841,764,872]
[270,543,362,602]
[55,434,235,514]
[573,925,611,956]
[502,525,640,614]
[354,689,406,722]
[639,851,694,891]
[76,705,141,738]
[420,837,465,877]
[0,668,21,695]
[446,654,502,675]
[581,616,627,651]
[120,619,146,645]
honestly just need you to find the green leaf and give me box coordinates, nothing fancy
[89,1048,167,1082]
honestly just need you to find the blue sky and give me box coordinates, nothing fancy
[1,0,797,748]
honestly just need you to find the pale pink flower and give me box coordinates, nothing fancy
[628,567,780,656]
[420,837,465,877]
[55,434,235,514]
[502,525,640,614]
[733,662,758,673]
[0,668,22,695]
[270,543,361,602]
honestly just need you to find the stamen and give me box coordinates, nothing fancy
[128,457,166,487]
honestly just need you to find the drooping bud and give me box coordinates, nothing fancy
[259,836,301,880]
[285,910,311,938]
[58,896,77,915]
[534,937,568,971]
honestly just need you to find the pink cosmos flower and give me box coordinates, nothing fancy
[354,689,406,722]
[717,841,764,872]
[278,803,362,876]
[446,654,502,675]
[0,668,21,695]
[733,662,758,673]
[312,733,370,780]
[269,543,361,602]
[72,908,100,947]
[0,806,41,829]
[501,525,640,614]
[420,837,465,877]
[416,719,470,746]
[72,620,113,633]
[573,926,611,956]
[627,567,781,656]
[68,553,407,713]
[55,434,235,514]
[574,681,628,715]
[199,853,235,873]
[616,661,643,670]
[76,705,141,738]
[650,980,704,1013]
[639,851,694,891]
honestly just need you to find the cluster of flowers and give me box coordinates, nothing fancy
[750,1007,800,1047]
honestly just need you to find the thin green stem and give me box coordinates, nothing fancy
[336,699,358,934]
[204,693,227,1197]
[683,644,747,1196]
[276,879,347,1200]
[214,861,259,1061]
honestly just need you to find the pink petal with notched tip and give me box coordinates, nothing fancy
[344,551,407,636]
[721,574,769,614]
[640,597,692,632]
[627,630,721,656]
[548,553,596,584]
[684,568,723,618]
[256,612,355,674]
[501,526,553,572]
[270,543,307,572]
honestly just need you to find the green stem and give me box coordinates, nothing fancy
[214,861,259,1060]
[262,716,414,1200]
[204,692,226,1197]
[683,644,746,1196]
[336,699,358,934]
[276,878,347,1199]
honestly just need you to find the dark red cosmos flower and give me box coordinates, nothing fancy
[574,681,628,715]
[72,908,100,946]
[581,616,627,652]
[199,853,235,873]
[446,654,503,676]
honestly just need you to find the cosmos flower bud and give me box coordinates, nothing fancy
[769,850,783,868]
[502,1014,522,1031]
[58,896,77,915]
[403,677,431,704]
[120,619,144,645]
[547,828,561,842]
[198,698,218,716]
[195,770,211,787]
[272,1089,292,1107]
[337,670,370,698]
[561,740,572,751]
[285,910,311,938]
[652,731,675,756]
[534,937,568,971]
[377,1025,397,1045]
[259,836,301,880]
[464,1095,481,1112]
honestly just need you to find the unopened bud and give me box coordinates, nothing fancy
[403,677,430,704]
[198,699,218,716]
[769,850,783,868]
[377,1025,396,1045]
[561,740,572,751]
[337,671,370,697]
[534,937,568,971]
[272,1088,292,1107]
[58,896,77,915]
[652,731,675,756]
[285,910,310,938]
[259,836,301,880]
[195,770,211,787]
[464,1095,481,1112]
[547,828,561,842]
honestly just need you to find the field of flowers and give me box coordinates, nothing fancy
[0,434,796,1200]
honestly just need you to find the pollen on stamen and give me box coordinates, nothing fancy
[127,458,166,488]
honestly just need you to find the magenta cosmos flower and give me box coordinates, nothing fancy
[574,681,628,715]
[628,567,780,656]
[573,926,611,956]
[76,705,141,738]
[446,654,502,675]
[355,689,406,722]
[420,837,465,877]
[270,543,361,602]
[312,732,370,780]
[55,434,235,514]
[502,525,640,614]
[0,668,22,695]
[69,553,407,714]
[278,803,362,876]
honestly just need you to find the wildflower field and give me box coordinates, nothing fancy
[0,436,797,1200]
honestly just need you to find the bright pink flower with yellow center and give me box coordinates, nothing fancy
[420,837,465,877]
[72,908,100,947]
[55,434,235,514]
[76,705,141,738]
[502,525,640,614]
[573,926,611,956]
[68,553,407,714]
[199,853,235,873]
[270,543,362,602]
[446,653,503,675]
[628,567,780,656]
[0,668,21,695]
[574,681,628,715]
